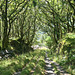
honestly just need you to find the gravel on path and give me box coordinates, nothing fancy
[45,51,71,75]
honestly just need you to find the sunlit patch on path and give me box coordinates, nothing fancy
[45,51,71,75]
[45,52,56,75]
[13,72,21,75]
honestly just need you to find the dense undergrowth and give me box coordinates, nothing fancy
[0,49,46,75]
[47,33,75,75]
[0,33,75,75]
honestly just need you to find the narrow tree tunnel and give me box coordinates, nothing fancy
[0,0,75,75]
[0,0,75,50]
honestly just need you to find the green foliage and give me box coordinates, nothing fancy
[9,39,33,54]
[60,33,75,64]
[1,0,75,50]
[21,49,45,75]
[47,33,75,75]
[33,0,37,7]
[0,0,75,74]
[0,49,46,75]
[0,51,33,75]
[45,36,53,48]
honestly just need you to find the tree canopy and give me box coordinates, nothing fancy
[0,0,75,50]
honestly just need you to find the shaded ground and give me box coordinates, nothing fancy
[13,50,71,75]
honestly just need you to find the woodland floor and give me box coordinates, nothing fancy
[13,50,71,75]
[45,51,70,75]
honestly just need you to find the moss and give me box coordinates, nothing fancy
[0,49,46,75]
[52,33,75,75]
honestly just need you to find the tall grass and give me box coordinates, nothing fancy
[0,49,46,75]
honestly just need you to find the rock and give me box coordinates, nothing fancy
[0,56,2,59]
[0,50,14,59]
[0,51,5,57]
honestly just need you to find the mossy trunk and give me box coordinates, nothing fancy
[2,0,8,49]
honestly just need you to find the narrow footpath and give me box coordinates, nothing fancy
[45,51,70,75]
[13,51,71,75]
[45,52,56,75]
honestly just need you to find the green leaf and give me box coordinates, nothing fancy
[33,0,37,7]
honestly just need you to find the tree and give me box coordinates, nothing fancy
[0,0,29,49]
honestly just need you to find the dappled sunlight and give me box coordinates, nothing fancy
[0,0,75,75]
[0,49,46,75]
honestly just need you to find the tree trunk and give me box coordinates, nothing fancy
[2,0,8,49]
[72,11,75,32]
[57,22,60,40]
[60,24,62,39]
[67,12,70,33]
[20,17,24,40]
[54,27,58,44]
[0,19,1,41]
[21,24,23,40]
[67,22,69,33]
[53,0,58,44]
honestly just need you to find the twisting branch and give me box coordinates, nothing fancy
[68,0,75,10]
[45,0,66,22]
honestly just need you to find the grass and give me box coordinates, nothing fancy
[0,51,33,75]
[0,49,46,75]
[0,40,2,48]
[21,49,46,75]
[47,33,75,75]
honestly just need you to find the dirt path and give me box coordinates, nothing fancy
[13,50,70,75]
[45,51,70,75]
[45,52,56,75]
